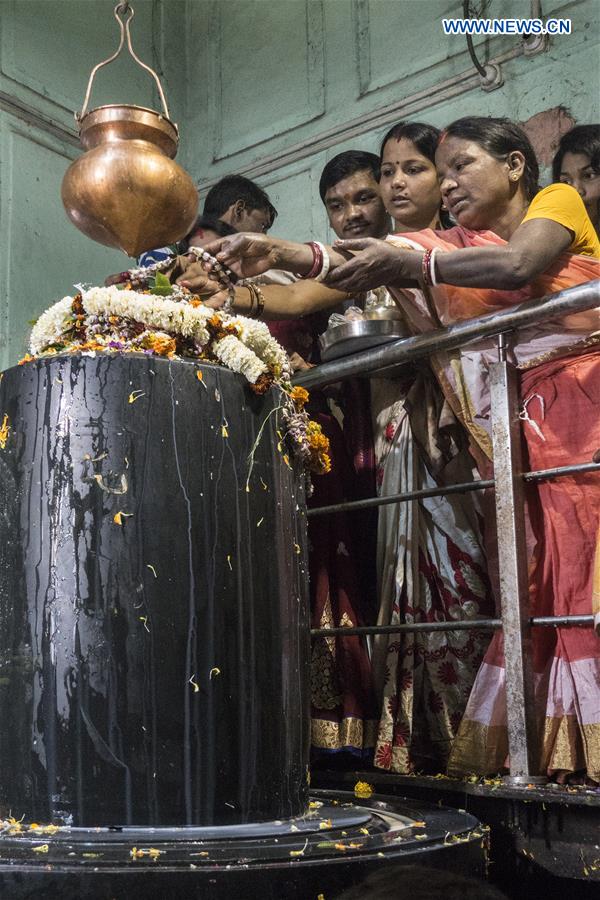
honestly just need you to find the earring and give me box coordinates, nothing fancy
[510,173,519,181]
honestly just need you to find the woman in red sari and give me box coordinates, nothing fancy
[325,117,600,782]
[266,313,379,763]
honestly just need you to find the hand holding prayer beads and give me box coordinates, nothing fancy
[104,248,237,314]
[105,253,178,288]
[185,247,237,313]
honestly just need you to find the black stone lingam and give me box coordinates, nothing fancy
[0,352,488,898]
[0,354,310,828]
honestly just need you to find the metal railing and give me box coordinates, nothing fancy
[294,279,600,783]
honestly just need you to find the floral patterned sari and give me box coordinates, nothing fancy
[267,316,379,760]
[370,366,494,774]
[386,227,600,778]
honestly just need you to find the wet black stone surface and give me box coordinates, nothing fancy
[0,790,488,899]
[0,354,310,828]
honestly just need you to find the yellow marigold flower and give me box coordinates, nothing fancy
[289,385,309,407]
[319,453,332,474]
[354,781,374,799]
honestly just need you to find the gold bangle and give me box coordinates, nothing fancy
[245,283,257,317]
[253,284,265,319]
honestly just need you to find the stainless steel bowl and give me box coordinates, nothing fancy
[319,319,411,362]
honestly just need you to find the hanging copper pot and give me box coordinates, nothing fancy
[61,3,198,258]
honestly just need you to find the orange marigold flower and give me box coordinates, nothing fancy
[289,385,309,407]
[141,334,177,357]
[18,354,35,366]
[319,453,331,474]
[0,414,9,450]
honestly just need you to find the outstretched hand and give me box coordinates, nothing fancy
[176,260,229,307]
[325,238,418,292]
[200,233,281,279]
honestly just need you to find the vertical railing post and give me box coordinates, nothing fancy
[489,335,544,782]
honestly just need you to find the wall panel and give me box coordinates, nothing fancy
[0,0,189,369]
[189,0,599,243]
[0,114,125,369]
[0,0,162,126]
[207,0,325,161]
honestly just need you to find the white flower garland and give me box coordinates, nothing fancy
[30,296,75,355]
[212,334,268,384]
[27,284,332,476]
[230,316,290,379]
[29,285,290,387]
[83,287,212,345]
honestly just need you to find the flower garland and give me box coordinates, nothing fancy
[25,284,330,475]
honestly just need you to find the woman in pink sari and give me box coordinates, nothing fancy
[326,117,600,782]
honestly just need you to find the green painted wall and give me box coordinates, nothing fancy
[185,0,599,241]
[1,0,599,367]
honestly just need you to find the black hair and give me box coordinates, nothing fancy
[319,150,381,202]
[441,116,540,200]
[202,175,277,227]
[552,124,600,181]
[178,216,236,252]
[380,121,441,166]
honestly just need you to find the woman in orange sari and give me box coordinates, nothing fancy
[325,117,600,782]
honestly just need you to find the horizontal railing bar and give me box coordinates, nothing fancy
[311,620,502,637]
[310,614,594,639]
[532,615,595,626]
[307,478,493,517]
[307,460,600,518]
[524,460,600,482]
[294,281,600,390]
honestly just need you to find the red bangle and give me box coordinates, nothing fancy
[298,241,324,279]
[421,249,433,286]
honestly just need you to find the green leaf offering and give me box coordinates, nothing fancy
[150,272,174,296]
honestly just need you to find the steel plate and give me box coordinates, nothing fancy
[319,319,410,362]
